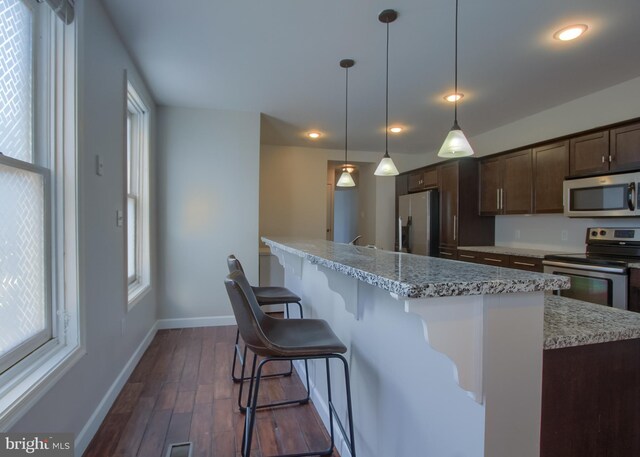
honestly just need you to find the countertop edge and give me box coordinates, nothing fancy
[263,237,569,299]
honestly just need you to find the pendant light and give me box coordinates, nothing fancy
[438,0,474,158]
[374,9,400,177]
[337,59,356,187]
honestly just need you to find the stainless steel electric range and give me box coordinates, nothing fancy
[543,227,640,310]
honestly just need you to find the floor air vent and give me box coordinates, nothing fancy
[166,442,192,457]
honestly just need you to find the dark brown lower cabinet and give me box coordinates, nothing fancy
[541,339,640,457]
[630,268,640,313]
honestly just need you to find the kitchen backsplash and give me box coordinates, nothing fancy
[494,214,637,252]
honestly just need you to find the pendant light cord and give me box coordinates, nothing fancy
[385,21,390,154]
[344,66,349,166]
[454,0,459,124]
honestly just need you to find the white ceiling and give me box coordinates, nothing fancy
[101,0,640,154]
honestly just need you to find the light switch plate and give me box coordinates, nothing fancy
[116,210,124,227]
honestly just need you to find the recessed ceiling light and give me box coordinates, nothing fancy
[444,93,464,102]
[389,126,403,133]
[553,24,588,41]
[307,131,322,139]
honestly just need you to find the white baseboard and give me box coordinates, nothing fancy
[74,322,158,456]
[156,315,236,329]
[293,360,353,457]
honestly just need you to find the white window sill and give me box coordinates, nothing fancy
[128,282,151,310]
[0,342,85,430]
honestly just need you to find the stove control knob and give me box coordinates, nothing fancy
[591,230,598,237]
[600,230,607,236]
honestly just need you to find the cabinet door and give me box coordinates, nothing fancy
[569,131,609,177]
[439,163,459,247]
[503,149,533,214]
[439,246,458,260]
[407,171,424,192]
[630,269,640,314]
[423,168,438,188]
[509,255,543,272]
[610,122,640,173]
[457,250,482,263]
[479,253,510,266]
[534,141,569,214]
[479,157,501,215]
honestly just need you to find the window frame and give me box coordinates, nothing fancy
[125,79,151,307]
[0,0,81,430]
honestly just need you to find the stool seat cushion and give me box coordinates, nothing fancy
[255,315,347,358]
[252,286,301,305]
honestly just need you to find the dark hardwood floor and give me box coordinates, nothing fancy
[83,326,339,457]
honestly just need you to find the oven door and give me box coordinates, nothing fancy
[543,261,628,310]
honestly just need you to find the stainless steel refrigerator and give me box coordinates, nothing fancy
[398,190,439,256]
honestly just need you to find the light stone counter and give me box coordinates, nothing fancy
[544,295,640,350]
[262,237,568,298]
[458,245,575,259]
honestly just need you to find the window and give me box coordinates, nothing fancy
[0,0,79,428]
[126,81,150,306]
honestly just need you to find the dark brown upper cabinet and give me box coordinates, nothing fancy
[610,121,640,172]
[569,130,610,177]
[533,141,569,214]
[479,149,533,215]
[439,160,494,249]
[407,167,438,193]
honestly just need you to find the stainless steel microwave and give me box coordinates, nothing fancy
[564,171,640,217]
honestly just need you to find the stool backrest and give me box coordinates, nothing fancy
[224,270,270,352]
[227,255,245,274]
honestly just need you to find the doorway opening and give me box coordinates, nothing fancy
[326,161,376,246]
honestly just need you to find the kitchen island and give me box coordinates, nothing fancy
[262,237,569,457]
[542,295,640,457]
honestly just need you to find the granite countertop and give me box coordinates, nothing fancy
[458,245,573,259]
[630,263,640,269]
[544,295,640,349]
[262,237,569,299]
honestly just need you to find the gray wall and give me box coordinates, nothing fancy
[10,0,158,444]
[157,106,260,320]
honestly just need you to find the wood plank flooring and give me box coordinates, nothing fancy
[83,326,339,457]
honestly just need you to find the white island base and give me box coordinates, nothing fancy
[270,247,545,457]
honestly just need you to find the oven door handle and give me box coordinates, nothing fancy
[543,260,627,274]
[628,182,636,211]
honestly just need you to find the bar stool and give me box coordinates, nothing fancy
[224,270,356,457]
[227,255,307,411]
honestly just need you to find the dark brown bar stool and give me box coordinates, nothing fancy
[227,255,307,411]
[224,270,356,457]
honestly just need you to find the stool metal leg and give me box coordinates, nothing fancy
[241,354,355,457]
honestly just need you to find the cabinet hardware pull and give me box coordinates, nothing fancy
[602,156,605,163]
[485,258,502,263]
[441,251,453,256]
[460,254,475,259]
[609,155,612,163]
[513,261,536,267]
[453,215,457,241]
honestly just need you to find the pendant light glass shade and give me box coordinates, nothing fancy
[337,59,356,187]
[438,122,474,158]
[374,153,400,176]
[375,10,399,177]
[438,0,474,159]
[337,170,356,187]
